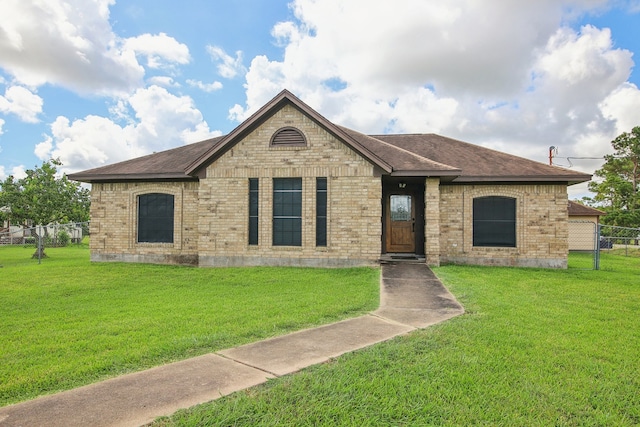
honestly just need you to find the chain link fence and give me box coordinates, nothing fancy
[4,220,635,269]
[0,222,90,259]
[598,223,640,261]
[1,222,89,245]
[569,220,640,269]
[568,220,599,269]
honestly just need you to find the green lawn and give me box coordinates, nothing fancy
[154,253,640,426]
[0,244,379,406]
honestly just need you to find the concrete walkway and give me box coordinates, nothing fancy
[0,263,464,427]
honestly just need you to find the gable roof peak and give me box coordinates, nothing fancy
[185,89,393,175]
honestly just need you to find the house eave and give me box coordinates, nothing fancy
[68,173,197,183]
[389,170,462,177]
[450,174,592,185]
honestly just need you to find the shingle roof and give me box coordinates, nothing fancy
[69,136,224,182]
[68,90,591,185]
[337,126,461,177]
[371,133,590,184]
[568,200,606,216]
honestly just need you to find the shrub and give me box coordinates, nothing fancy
[57,230,70,247]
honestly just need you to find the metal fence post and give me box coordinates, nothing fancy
[595,223,601,270]
[38,233,42,265]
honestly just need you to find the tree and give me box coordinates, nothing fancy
[587,126,640,228]
[0,159,90,257]
[0,175,24,226]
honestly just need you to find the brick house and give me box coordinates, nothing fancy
[69,90,591,268]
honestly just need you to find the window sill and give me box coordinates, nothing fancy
[471,246,518,253]
[136,242,174,248]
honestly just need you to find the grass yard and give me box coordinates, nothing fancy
[0,244,379,406]
[154,253,640,426]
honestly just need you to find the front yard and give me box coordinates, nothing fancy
[0,244,379,406]
[3,243,639,425]
[156,253,640,426]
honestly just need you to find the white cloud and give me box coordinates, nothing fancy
[0,85,43,122]
[147,76,181,88]
[206,45,246,78]
[38,85,222,173]
[0,0,143,95]
[599,82,640,136]
[127,85,219,149]
[233,0,636,187]
[186,79,223,93]
[388,88,459,134]
[229,55,288,121]
[0,118,4,135]
[0,3,192,96]
[33,135,53,160]
[0,164,26,180]
[36,115,131,170]
[535,26,632,102]
[14,165,26,179]
[274,0,567,97]
[448,24,634,160]
[123,32,190,69]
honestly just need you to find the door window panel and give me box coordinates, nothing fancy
[390,195,412,221]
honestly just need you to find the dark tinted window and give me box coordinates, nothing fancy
[316,177,327,246]
[273,178,302,246]
[138,193,174,243]
[473,196,516,247]
[249,178,259,245]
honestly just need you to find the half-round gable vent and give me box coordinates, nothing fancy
[270,127,307,147]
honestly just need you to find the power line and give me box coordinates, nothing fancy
[548,146,610,168]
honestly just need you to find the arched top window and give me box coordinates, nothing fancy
[473,196,516,247]
[138,193,174,243]
[270,127,307,147]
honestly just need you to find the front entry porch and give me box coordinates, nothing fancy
[380,176,441,267]
[378,253,426,263]
[381,177,425,256]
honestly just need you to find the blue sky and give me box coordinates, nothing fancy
[1,0,639,198]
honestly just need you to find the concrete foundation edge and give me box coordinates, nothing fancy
[90,253,379,268]
[441,255,567,269]
[198,255,379,268]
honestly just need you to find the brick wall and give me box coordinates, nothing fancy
[86,103,572,269]
[89,181,200,265]
[424,177,441,266]
[437,183,569,268]
[197,104,382,267]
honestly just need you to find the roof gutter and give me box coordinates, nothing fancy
[389,169,462,177]
[451,174,592,185]
[67,172,197,183]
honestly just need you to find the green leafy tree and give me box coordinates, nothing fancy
[587,126,640,228]
[0,175,24,226]
[0,159,90,257]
